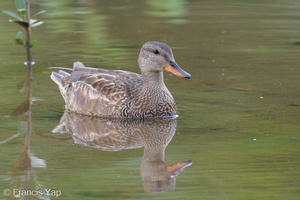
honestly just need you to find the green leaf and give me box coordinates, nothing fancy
[15,38,24,45]
[13,21,29,29]
[3,10,23,21]
[31,40,37,47]
[30,19,43,26]
[30,19,38,24]
[15,0,27,16]
[15,0,26,12]
[31,20,44,28]
[15,31,24,45]
[32,10,46,17]
[17,9,27,16]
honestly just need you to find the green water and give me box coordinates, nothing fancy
[0,0,299,199]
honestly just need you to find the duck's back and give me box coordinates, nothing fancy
[51,62,143,117]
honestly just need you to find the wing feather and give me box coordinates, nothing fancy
[72,70,142,106]
[53,62,145,117]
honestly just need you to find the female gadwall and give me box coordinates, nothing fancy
[50,41,191,118]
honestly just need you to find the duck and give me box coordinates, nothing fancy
[50,41,191,118]
[53,111,193,193]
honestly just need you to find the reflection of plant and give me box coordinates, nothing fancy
[3,0,45,116]
[1,2,49,199]
[3,0,44,64]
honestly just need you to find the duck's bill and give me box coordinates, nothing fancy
[166,160,193,172]
[164,61,191,79]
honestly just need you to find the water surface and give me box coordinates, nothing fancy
[0,0,299,199]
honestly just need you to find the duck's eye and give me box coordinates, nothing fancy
[153,49,160,55]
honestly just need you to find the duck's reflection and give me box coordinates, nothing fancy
[53,112,192,193]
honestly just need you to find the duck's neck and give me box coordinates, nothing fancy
[142,71,166,88]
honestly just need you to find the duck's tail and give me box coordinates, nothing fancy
[49,62,87,87]
[48,62,85,71]
[48,67,73,71]
[50,70,71,87]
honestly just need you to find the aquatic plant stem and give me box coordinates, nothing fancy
[24,0,32,66]
[23,0,32,108]
[24,0,32,144]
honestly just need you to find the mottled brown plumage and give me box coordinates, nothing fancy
[50,41,191,118]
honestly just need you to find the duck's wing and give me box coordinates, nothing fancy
[75,70,142,102]
[51,61,143,116]
[68,62,143,105]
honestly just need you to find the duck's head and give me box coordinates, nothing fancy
[138,41,191,79]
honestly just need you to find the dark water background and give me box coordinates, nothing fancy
[0,0,299,199]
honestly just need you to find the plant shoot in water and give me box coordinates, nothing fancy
[3,0,45,116]
[3,0,45,67]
